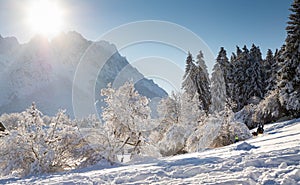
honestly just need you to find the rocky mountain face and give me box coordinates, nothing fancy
[0,32,167,117]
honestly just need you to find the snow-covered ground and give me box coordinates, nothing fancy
[1,119,300,185]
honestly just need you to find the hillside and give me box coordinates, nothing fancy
[2,118,299,184]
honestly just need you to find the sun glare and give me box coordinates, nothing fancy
[27,0,64,38]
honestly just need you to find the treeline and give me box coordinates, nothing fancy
[185,0,300,128]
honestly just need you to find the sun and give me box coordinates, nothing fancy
[27,0,64,38]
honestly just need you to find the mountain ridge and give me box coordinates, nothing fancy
[0,31,167,117]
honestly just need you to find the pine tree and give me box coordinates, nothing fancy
[182,52,211,113]
[230,45,265,112]
[231,45,250,111]
[195,51,211,113]
[182,52,198,96]
[210,47,229,113]
[278,0,300,116]
[230,52,237,62]
[264,49,274,87]
[264,49,277,92]
[236,46,242,58]
[248,44,264,99]
[266,49,274,67]
[211,63,226,113]
[265,46,285,93]
[218,47,233,101]
[196,50,209,78]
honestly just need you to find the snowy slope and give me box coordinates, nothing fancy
[1,119,300,184]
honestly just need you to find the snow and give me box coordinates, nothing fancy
[235,142,259,151]
[1,118,300,184]
[0,32,167,118]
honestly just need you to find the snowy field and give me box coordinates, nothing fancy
[1,119,300,185]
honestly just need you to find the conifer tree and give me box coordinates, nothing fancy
[264,49,277,92]
[236,46,242,58]
[182,52,194,80]
[229,45,265,112]
[182,52,198,96]
[196,51,209,79]
[211,63,226,113]
[278,0,300,116]
[230,52,237,62]
[182,51,211,113]
[248,44,264,99]
[210,47,229,113]
[195,51,211,113]
[231,45,249,111]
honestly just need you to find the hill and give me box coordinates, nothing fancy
[2,118,299,184]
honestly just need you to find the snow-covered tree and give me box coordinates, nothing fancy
[265,49,274,74]
[230,52,237,62]
[264,49,276,92]
[236,46,242,57]
[195,53,211,113]
[248,44,264,98]
[185,114,217,152]
[210,109,251,148]
[249,0,300,123]
[234,103,258,129]
[230,45,264,112]
[230,45,250,111]
[196,50,209,79]
[155,92,206,156]
[156,92,181,134]
[152,92,182,156]
[155,93,186,156]
[101,82,152,158]
[211,63,226,113]
[182,51,211,113]
[182,52,198,96]
[210,47,229,113]
[180,92,205,128]
[186,103,251,152]
[0,104,101,177]
[253,89,285,125]
[78,117,130,164]
[158,124,187,156]
[0,113,24,130]
[274,45,286,78]
[277,0,300,117]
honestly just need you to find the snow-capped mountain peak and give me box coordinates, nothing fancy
[0,32,167,117]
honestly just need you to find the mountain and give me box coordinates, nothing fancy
[0,32,167,117]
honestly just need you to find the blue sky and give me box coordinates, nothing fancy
[0,0,291,52]
[0,0,293,87]
[67,0,291,56]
